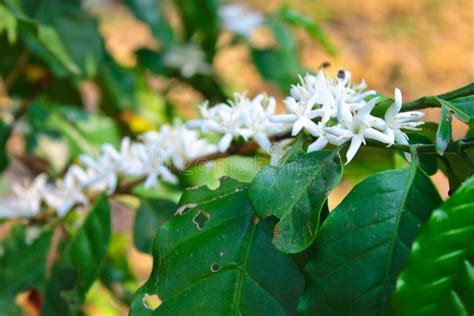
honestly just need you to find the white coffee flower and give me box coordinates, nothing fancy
[0,174,47,218]
[159,122,218,169]
[326,97,394,164]
[79,144,123,194]
[42,168,89,217]
[188,93,284,153]
[218,4,263,38]
[383,88,425,145]
[163,44,212,78]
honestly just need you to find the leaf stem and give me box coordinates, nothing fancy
[401,82,474,111]
[366,139,474,155]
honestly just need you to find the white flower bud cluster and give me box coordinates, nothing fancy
[163,44,212,78]
[218,4,264,39]
[187,93,287,153]
[271,69,424,163]
[0,68,425,219]
[0,122,217,219]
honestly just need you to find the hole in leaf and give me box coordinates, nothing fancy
[143,293,162,311]
[192,211,210,230]
[210,263,220,272]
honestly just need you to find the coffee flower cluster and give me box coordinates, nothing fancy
[0,122,217,218]
[0,68,424,219]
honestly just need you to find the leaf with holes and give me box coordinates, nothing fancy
[393,176,474,315]
[133,198,177,253]
[130,177,304,315]
[299,160,442,315]
[42,195,111,315]
[249,151,342,253]
[0,225,53,314]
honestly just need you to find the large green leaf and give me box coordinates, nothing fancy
[393,176,474,315]
[299,161,442,315]
[42,196,111,315]
[0,225,53,314]
[249,151,342,253]
[130,177,304,315]
[133,198,177,253]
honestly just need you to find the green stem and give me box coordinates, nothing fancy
[401,82,474,111]
[367,139,474,155]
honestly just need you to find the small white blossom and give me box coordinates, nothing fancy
[218,4,263,38]
[42,168,88,217]
[163,44,212,78]
[188,93,285,153]
[383,88,425,146]
[326,97,394,164]
[0,174,47,218]
[79,145,122,194]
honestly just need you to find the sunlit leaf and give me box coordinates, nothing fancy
[393,176,474,315]
[299,160,442,314]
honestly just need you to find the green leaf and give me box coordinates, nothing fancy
[133,198,177,253]
[278,5,336,56]
[0,4,17,43]
[1,3,80,76]
[249,151,342,253]
[33,0,104,78]
[251,20,303,92]
[447,95,474,125]
[0,120,11,173]
[97,53,138,112]
[124,0,173,45]
[130,177,304,315]
[0,226,53,314]
[39,103,120,158]
[393,176,474,315]
[436,104,453,155]
[406,132,438,176]
[299,161,442,315]
[173,0,219,58]
[100,233,138,305]
[42,196,111,315]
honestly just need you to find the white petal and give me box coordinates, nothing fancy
[159,165,178,184]
[218,133,233,152]
[384,88,402,123]
[106,173,118,195]
[292,119,304,136]
[306,109,325,119]
[307,137,328,153]
[254,133,271,152]
[362,127,394,144]
[350,90,377,102]
[346,135,363,164]
[144,173,158,189]
[301,117,320,136]
[357,97,380,116]
[270,114,298,123]
[336,97,353,126]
